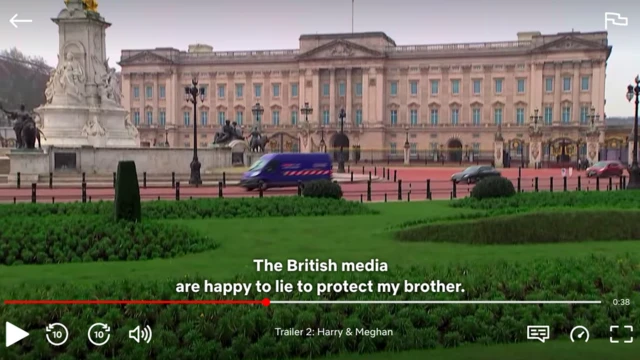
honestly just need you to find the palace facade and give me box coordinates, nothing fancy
[119,31,616,163]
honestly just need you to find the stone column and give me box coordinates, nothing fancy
[329,68,336,123]
[312,69,320,124]
[346,68,352,124]
[299,71,306,109]
[586,130,600,165]
[403,141,410,165]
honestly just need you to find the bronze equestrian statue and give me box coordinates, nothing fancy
[0,104,45,149]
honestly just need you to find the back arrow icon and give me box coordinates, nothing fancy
[10,14,32,28]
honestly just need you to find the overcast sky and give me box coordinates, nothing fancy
[1,0,639,116]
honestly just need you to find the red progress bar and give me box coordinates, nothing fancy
[4,298,271,306]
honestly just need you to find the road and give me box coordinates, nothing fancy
[0,166,625,203]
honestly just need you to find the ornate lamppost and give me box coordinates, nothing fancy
[301,102,313,122]
[319,125,326,152]
[587,106,600,129]
[626,76,640,189]
[337,108,346,173]
[252,102,264,131]
[184,78,205,185]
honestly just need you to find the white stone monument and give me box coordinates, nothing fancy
[35,0,138,148]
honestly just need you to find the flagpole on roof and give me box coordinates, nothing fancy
[351,0,354,33]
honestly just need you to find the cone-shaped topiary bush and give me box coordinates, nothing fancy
[114,160,141,222]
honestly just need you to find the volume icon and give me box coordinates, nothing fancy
[128,325,152,343]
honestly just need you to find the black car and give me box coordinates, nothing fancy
[451,165,501,184]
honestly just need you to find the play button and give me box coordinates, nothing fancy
[5,322,29,347]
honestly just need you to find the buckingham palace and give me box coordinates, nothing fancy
[119,30,622,165]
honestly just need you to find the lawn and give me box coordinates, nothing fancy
[2,197,638,359]
[2,201,639,287]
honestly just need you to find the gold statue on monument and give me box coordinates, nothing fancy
[65,0,98,12]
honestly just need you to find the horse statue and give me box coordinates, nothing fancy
[249,127,268,152]
[0,104,45,149]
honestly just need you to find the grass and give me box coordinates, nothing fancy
[307,340,637,360]
[3,198,639,359]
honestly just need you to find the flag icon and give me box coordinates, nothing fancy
[604,12,628,30]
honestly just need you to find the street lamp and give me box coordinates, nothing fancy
[530,108,542,128]
[587,106,600,129]
[164,128,169,147]
[184,78,205,185]
[319,125,326,152]
[404,127,410,148]
[252,102,264,131]
[301,102,313,122]
[337,108,346,173]
[626,76,640,189]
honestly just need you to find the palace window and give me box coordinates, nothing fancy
[355,82,362,97]
[517,79,525,93]
[145,86,153,99]
[218,85,225,99]
[146,110,153,125]
[291,111,298,125]
[495,79,503,94]
[516,108,525,125]
[494,108,503,125]
[410,109,418,125]
[430,109,439,125]
[580,106,589,124]
[561,106,571,123]
[563,77,572,92]
[236,84,244,98]
[201,111,208,126]
[272,110,280,125]
[291,83,299,97]
[473,143,480,154]
[430,80,439,95]
[254,84,262,98]
[322,84,330,96]
[133,86,140,99]
[390,110,398,125]
[218,111,225,125]
[159,109,166,126]
[581,76,590,91]
[545,78,553,92]
[322,110,330,125]
[451,108,459,125]
[544,106,553,125]
[390,82,398,96]
[451,79,460,95]
[390,142,397,155]
[133,110,140,125]
[472,80,481,95]
[236,111,243,125]
[272,84,280,97]
[159,85,166,99]
[183,111,190,126]
[339,82,346,96]
[355,109,362,125]
[410,81,418,95]
[472,108,481,126]
[200,85,208,99]
[410,143,417,155]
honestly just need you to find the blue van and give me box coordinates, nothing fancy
[240,153,332,190]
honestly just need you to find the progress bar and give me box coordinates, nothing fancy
[269,300,602,305]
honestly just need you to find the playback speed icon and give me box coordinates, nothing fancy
[129,325,152,343]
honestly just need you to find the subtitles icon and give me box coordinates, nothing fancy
[129,325,152,344]
[527,325,550,343]
[605,12,628,30]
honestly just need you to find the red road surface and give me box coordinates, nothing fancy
[0,166,625,203]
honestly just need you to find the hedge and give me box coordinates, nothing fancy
[0,197,376,220]
[469,176,516,200]
[452,191,640,211]
[395,210,640,244]
[1,257,638,359]
[0,216,217,265]
[302,179,343,199]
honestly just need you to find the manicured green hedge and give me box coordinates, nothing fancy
[0,216,217,265]
[0,197,375,220]
[1,257,638,359]
[395,210,640,244]
[303,179,343,199]
[470,176,516,200]
[453,191,640,211]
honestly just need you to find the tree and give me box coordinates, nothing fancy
[0,48,52,111]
